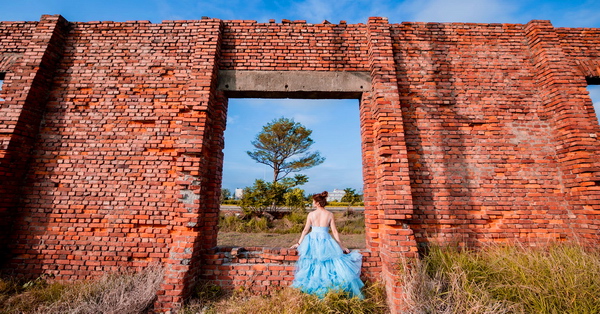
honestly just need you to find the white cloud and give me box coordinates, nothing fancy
[403,0,520,23]
[226,114,239,126]
[291,113,321,127]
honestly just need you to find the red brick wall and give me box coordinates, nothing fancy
[0,15,69,265]
[1,15,599,312]
[220,20,369,71]
[2,17,225,311]
[0,21,37,54]
[556,27,600,78]
[200,247,380,293]
[524,21,600,241]
[396,22,562,245]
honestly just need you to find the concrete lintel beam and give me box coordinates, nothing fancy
[218,70,370,99]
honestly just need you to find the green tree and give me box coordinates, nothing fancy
[284,188,307,212]
[341,188,361,205]
[240,174,308,215]
[247,117,325,183]
[239,180,279,214]
[220,188,232,203]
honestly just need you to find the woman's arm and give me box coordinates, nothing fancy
[290,213,312,249]
[330,214,350,253]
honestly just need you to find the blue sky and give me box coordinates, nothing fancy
[224,99,362,194]
[1,0,599,194]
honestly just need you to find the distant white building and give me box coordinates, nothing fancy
[234,188,244,200]
[327,189,345,202]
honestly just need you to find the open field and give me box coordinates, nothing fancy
[220,205,365,212]
[217,209,366,249]
[217,232,366,249]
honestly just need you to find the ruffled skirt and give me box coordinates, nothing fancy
[292,226,364,299]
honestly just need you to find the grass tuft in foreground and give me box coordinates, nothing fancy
[399,242,600,314]
[181,281,388,314]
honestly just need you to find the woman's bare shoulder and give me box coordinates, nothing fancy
[326,210,335,222]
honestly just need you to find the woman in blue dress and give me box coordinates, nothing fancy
[290,191,364,299]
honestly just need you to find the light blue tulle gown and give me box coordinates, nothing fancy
[292,226,364,299]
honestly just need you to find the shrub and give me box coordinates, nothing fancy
[219,214,244,232]
[219,214,271,233]
[221,199,241,205]
[272,211,308,234]
[244,216,270,233]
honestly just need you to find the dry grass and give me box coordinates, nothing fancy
[399,242,600,314]
[0,264,164,314]
[180,281,388,314]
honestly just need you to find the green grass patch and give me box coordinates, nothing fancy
[219,211,364,235]
[399,242,600,314]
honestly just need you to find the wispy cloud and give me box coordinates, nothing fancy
[226,114,239,126]
[291,113,321,127]
[401,0,521,23]
[289,0,333,23]
[558,1,600,27]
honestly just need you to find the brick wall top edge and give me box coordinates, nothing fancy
[0,21,38,26]
[93,20,550,29]
[5,16,583,30]
[394,22,528,30]
[69,19,221,26]
[556,27,600,34]
[222,20,365,27]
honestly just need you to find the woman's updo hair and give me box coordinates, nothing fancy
[312,191,329,207]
